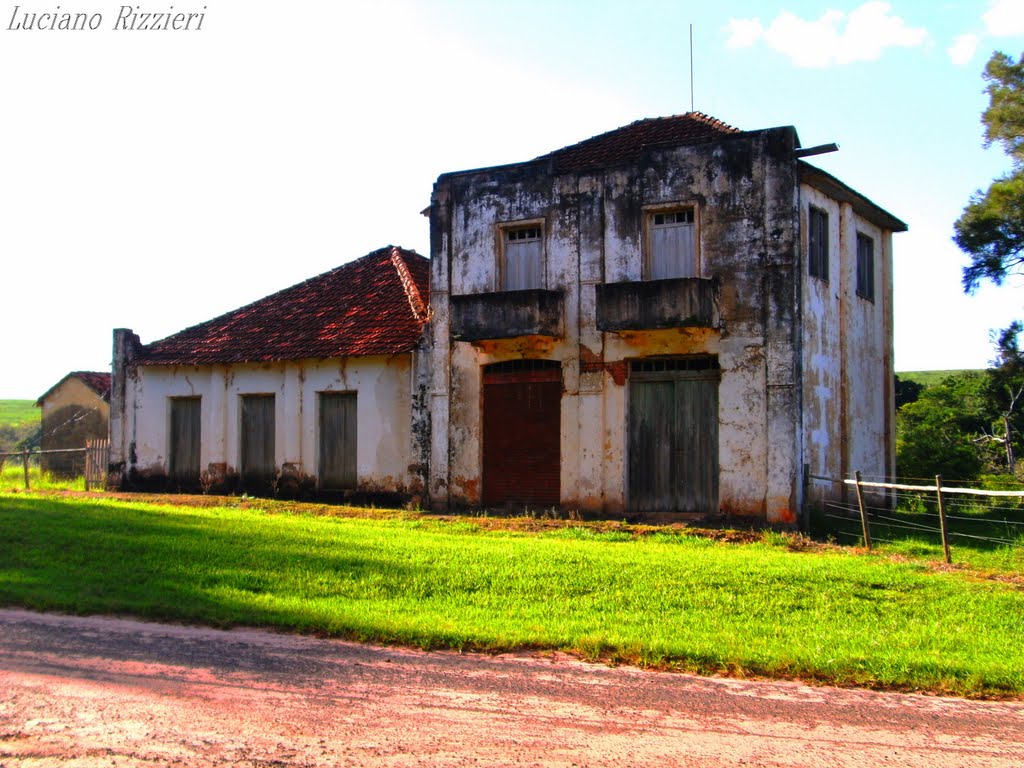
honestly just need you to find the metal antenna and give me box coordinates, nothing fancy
[689,24,694,112]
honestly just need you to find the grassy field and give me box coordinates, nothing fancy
[0,464,88,492]
[1,492,1022,697]
[0,400,38,429]
[897,370,982,387]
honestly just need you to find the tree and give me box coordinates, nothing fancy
[894,374,923,409]
[896,372,992,481]
[956,51,1024,292]
[981,321,1024,471]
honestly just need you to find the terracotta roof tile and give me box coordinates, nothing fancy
[535,112,740,174]
[75,371,112,400]
[141,246,430,366]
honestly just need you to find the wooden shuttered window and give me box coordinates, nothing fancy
[808,206,829,281]
[169,397,201,485]
[628,357,719,514]
[240,394,275,485]
[649,209,697,279]
[503,225,543,290]
[319,392,357,489]
[856,232,875,302]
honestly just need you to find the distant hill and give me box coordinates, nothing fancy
[0,400,39,453]
[897,370,985,388]
[0,400,38,429]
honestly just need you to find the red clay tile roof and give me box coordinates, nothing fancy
[140,246,430,366]
[536,112,740,174]
[36,371,112,405]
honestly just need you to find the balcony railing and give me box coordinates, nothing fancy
[450,289,564,341]
[596,278,718,332]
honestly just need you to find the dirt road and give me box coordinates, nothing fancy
[1,608,1022,767]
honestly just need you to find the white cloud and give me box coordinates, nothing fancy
[724,1,929,68]
[724,18,764,49]
[984,0,1024,37]
[948,33,979,66]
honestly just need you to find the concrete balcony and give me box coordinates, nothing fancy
[596,278,719,332]
[450,289,564,341]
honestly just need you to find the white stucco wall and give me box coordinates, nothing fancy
[800,182,895,505]
[122,355,416,492]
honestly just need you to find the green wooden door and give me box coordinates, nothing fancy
[240,394,275,489]
[319,392,357,489]
[628,358,719,513]
[169,397,201,486]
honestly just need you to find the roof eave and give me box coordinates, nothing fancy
[799,161,908,233]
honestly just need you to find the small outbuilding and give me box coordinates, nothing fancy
[36,371,111,476]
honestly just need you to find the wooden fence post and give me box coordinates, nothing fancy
[935,475,952,565]
[22,450,30,490]
[854,471,872,550]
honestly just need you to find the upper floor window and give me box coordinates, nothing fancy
[646,205,697,280]
[856,232,875,302]
[499,221,544,290]
[808,206,829,281]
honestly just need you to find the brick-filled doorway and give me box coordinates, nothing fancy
[482,360,561,508]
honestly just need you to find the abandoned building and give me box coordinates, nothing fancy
[110,112,904,524]
[36,371,111,476]
[110,246,430,496]
[427,112,905,524]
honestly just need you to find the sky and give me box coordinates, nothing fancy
[2,0,1024,399]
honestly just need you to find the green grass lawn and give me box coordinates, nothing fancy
[1,492,1022,697]
[0,400,38,429]
[0,464,88,492]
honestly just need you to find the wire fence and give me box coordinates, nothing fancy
[0,440,109,491]
[821,472,1024,563]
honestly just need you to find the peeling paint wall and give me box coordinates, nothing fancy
[800,183,895,508]
[115,354,418,494]
[431,128,808,522]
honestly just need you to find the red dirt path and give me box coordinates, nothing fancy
[1,609,1023,767]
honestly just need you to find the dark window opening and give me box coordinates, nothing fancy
[856,232,875,302]
[808,206,829,281]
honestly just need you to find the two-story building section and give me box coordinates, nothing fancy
[426,113,906,524]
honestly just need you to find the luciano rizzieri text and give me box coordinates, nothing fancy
[7,5,207,31]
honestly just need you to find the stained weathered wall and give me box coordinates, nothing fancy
[115,354,419,495]
[800,183,895,507]
[430,128,804,522]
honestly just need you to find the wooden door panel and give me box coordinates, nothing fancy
[319,393,357,489]
[241,395,275,486]
[629,380,674,512]
[482,374,560,507]
[169,397,200,485]
[629,364,718,514]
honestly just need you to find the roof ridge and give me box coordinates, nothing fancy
[679,111,740,133]
[389,246,431,324]
[533,112,742,174]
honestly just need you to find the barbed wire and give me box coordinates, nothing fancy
[819,481,1023,550]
